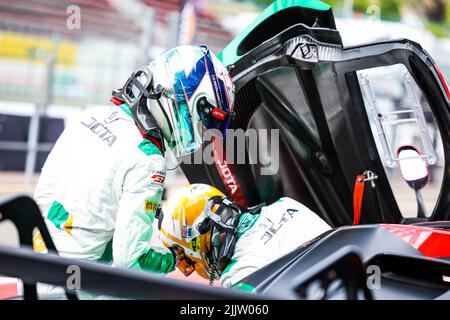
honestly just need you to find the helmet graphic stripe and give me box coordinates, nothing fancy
[203,49,229,112]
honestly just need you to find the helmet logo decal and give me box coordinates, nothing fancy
[189,237,201,252]
[182,226,194,239]
[212,108,226,120]
[144,201,159,213]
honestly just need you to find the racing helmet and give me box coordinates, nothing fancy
[158,184,244,280]
[113,45,235,157]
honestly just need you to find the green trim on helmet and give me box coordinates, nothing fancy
[47,201,70,230]
[231,282,256,293]
[137,247,175,274]
[138,138,162,156]
[218,0,331,67]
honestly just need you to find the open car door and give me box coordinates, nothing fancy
[180,0,450,227]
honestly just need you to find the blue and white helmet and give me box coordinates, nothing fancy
[147,45,235,157]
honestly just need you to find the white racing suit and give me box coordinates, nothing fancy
[220,197,331,289]
[33,104,175,275]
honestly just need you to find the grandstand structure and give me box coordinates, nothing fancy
[0,0,233,104]
[0,0,232,51]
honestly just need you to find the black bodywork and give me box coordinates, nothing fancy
[180,8,450,226]
[178,3,450,299]
[235,225,450,299]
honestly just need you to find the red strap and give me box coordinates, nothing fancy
[353,175,366,225]
[212,136,249,207]
[111,96,124,106]
[212,107,226,120]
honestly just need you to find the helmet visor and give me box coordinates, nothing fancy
[163,46,234,157]
[163,93,201,157]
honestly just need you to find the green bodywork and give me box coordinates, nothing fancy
[231,282,257,293]
[218,0,331,67]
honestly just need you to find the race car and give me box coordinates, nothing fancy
[0,0,449,300]
[178,0,450,299]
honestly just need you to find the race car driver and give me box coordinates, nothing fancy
[158,184,331,288]
[33,45,235,275]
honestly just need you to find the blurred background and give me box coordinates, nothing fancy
[0,0,448,252]
[0,0,448,296]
